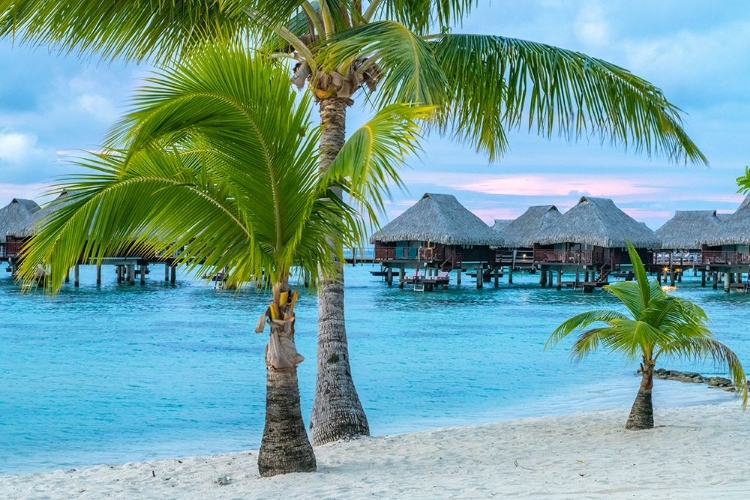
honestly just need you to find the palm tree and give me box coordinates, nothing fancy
[15,46,428,475]
[0,1,708,445]
[546,243,748,430]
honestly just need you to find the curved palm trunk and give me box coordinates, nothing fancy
[310,96,370,445]
[258,285,316,476]
[625,357,655,430]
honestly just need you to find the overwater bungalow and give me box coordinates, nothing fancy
[8,190,178,286]
[0,198,40,269]
[492,205,562,282]
[371,193,503,289]
[702,195,750,291]
[533,196,660,291]
[655,210,724,286]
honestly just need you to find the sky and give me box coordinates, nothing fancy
[1,0,750,229]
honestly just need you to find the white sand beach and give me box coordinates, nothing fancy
[2,402,747,499]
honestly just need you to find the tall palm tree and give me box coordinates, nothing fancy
[15,46,428,475]
[547,243,748,430]
[0,1,708,445]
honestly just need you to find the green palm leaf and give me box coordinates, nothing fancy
[432,34,707,163]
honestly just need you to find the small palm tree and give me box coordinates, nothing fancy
[547,243,748,430]
[16,46,428,476]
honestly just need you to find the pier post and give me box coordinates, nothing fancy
[170,265,177,284]
[476,267,482,289]
[116,265,122,283]
[669,271,675,287]
[724,271,731,293]
[74,264,80,287]
[701,270,706,287]
[556,268,562,290]
[457,268,462,285]
[127,264,135,285]
[65,269,70,283]
[677,270,682,283]
[494,267,499,288]
[712,272,719,290]
[140,264,147,285]
[165,263,170,282]
[575,267,580,285]
[386,267,392,286]
[399,268,404,288]
[508,265,513,284]
[96,263,102,286]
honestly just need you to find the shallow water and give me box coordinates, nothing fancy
[0,264,744,473]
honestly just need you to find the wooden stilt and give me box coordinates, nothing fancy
[74,264,80,287]
[399,268,405,289]
[170,265,177,284]
[701,269,706,287]
[140,264,146,285]
[457,268,462,285]
[556,268,562,290]
[476,267,482,289]
[96,263,102,285]
[386,267,393,287]
[127,264,135,285]
[508,265,513,284]
[712,271,719,290]
[165,263,170,282]
[494,267,499,288]
[724,271,731,292]
[65,269,70,283]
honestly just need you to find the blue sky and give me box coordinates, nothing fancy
[1,0,749,229]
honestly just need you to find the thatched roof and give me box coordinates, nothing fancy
[537,196,660,248]
[0,198,40,242]
[7,190,76,238]
[370,193,503,245]
[497,205,562,248]
[655,210,723,249]
[706,195,750,245]
[491,219,512,233]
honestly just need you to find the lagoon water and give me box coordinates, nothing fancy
[0,264,746,473]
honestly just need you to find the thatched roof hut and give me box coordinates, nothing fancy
[0,198,40,242]
[7,190,77,239]
[497,205,562,248]
[370,193,503,246]
[538,196,660,248]
[655,210,723,249]
[705,195,750,246]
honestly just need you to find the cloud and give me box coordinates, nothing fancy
[574,3,610,48]
[0,132,43,163]
[76,94,119,124]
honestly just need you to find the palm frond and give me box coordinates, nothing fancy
[0,0,270,63]
[318,20,447,106]
[368,0,476,35]
[604,281,645,319]
[546,309,629,348]
[658,337,748,409]
[325,103,433,221]
[431,34,707,164]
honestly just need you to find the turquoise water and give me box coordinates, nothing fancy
[0,264,745,473]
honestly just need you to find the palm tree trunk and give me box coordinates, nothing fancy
[625,358,655,430]
[258,287,316,476]
[310,96,370,445]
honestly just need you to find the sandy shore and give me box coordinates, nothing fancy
[2,402,748,499]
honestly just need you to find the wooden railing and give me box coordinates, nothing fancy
[533,250,593,265]
[701,251,749,265]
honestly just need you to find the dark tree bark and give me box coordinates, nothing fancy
[310,96,370,445]
[258,286,316,476]
[626,358,655,430]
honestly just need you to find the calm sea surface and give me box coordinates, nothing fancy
[0,264,746,473]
